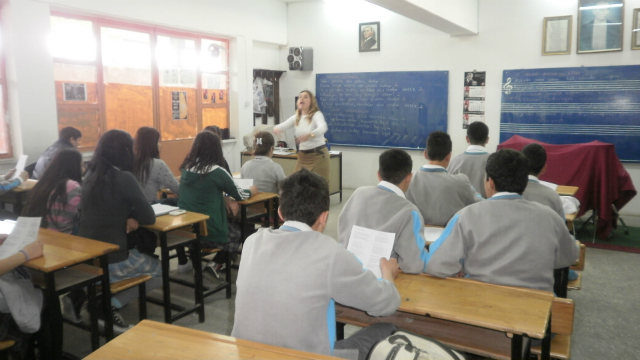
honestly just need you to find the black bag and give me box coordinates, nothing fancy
[126,227,157,255]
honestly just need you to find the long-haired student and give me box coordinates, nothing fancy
[133,126,179,203]
[176,131,256,281]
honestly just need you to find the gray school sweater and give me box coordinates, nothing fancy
[139,159,180,203]
[523,177,565,219]
[338,182,428,274]
[232,221,400,357]
[406,166,482,226]
[240,156,286,193]
[447,148,490,198]
[426,193,579,292]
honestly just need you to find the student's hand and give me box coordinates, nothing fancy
[380,258,400,280]
[0,234,7,245]
[225,197,239,216]
[19,171,28,182]
[249,186,258,196]
[126,218,139,233]
[23,240,43,261]
[455,269,466,278]
[4,169,15,179]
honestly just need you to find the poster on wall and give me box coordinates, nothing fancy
[63,83,87,101]
[172,91,188,120]
[463,71,485,129]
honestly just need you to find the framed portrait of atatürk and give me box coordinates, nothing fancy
[359,22,380,52]
[577,0,624,53]
[632,8,640,50]
[543,15,572,55]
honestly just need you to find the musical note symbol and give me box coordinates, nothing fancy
[503,78,513,94]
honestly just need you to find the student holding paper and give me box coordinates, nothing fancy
[233,169,400,360]
[176,131,257,280]
[241,131,285,193]
[338,149,429,274]
[0,169,28,193]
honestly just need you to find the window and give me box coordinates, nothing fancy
[0,10,12,159]
[49,13,230,149]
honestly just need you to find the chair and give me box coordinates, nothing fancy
[531,298,575,360]
[0,340,15,360]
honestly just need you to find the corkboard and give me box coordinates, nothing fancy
[159,87,198,141]
[202,107,228,130]
[104,83,154,136]
[57,108,101,147]
[159,138,194,176]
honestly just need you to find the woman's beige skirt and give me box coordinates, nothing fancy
[294,146,330,183]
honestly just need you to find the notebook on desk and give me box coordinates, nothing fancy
[151,204,180,217]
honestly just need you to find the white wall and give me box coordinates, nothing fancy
[281,0,640,220]
[0,0,288,175]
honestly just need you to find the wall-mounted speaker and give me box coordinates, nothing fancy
[287,47,313,71]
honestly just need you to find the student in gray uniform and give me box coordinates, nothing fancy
[233,169,401,360]
[447,122,490,198]
[241,131,285,193]
[338,149,428,274]
[407,131,482,226]
[426,149,579,293]
[521,143,564,218]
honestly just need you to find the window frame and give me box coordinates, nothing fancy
[0,4,13,159]
[51,11,230,150]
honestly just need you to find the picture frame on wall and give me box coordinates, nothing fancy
[359,22,380,52]
[633,8,640,50]
[542,15,572,55]
[577,0,624,53]
[63,83,87,101]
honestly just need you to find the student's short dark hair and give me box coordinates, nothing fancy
[379,148,412,185]
[279,169,330,227]
[59,127,82,142]
[254,132,275,156]
[521,143,546,176]
[467,122,488,145]
[485,149,529,195]
[426,131,452,161]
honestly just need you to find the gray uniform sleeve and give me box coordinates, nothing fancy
[554,219,580,269]
[120,172,156,226]
[394,210,428,274]
[425,214,465,277]
[329,247,400,317]
[274,163,286,193]
[156,160,180,195]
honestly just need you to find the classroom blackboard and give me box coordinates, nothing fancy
[500,65,640,162]
[316,71,448,149]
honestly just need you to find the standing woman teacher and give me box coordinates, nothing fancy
[273,90,330,182]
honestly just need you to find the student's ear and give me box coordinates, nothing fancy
[312,211,329,232]
[484,137,490,146]
[277,207,284,223]
[403,172,413,188]
[445,152,452,162]
[465,135,470,145]
[377,171,382,182]
[540,163,547,176]
[423,150,429,160]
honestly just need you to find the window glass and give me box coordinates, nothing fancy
[54,64,97,104]
[200,39,228,73]
[48,16,96,61]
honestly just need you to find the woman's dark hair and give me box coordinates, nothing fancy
[254,132,275,156]
[180,131,225,173]
[133,127,160,186]
[203,125,223,141]
[84,130,135,205]
[22,149,83,228]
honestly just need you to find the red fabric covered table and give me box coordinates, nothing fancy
[498,135,637,239]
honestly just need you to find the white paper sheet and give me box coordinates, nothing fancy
[0,217,41,260]
[10,155,28,180]
[329,151,341,155]
[539,180,558,191]
[151,204,180,217]
[273,150,294,156]
[234,178,253,190]
[424,227,445,243]
[346,225,395,279]
[0,220,16,235]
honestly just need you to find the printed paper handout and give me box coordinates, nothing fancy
[346,225,395,279]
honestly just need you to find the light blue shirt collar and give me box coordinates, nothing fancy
[280,220,313,232]
[528,175,540,183]
[489,191,522,200]
[466,145,488,153]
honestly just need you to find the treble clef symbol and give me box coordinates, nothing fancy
[502,77,513,94]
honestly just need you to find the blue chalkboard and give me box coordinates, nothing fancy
[500,65,640,162]
[316,71,448,149]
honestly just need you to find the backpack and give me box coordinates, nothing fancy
[368,330,465,360]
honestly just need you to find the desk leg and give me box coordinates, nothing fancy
[240,206,247,242]
[193,224,205,323]
[541,318,552,360]
[554,267,569,298]
[87,282,99,351]
[44,273,63,360]
[511,335,523,360]
[273,197,280,229]
[14,192,23,215]
[336,322,345,341]
[159,232,172,323]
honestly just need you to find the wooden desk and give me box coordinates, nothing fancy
[556,186,578,197]
[0,179,37,214]
[142,212,212,324]
[337,274,553,360]
[24,229,119,358]
[232,192,280,241]
[241,151,343,202]
[85,320,340,360]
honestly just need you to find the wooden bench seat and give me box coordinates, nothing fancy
[568,272,582,290]
[570,244,586,271]
[531,298,574,360]
[0,340,15,351]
